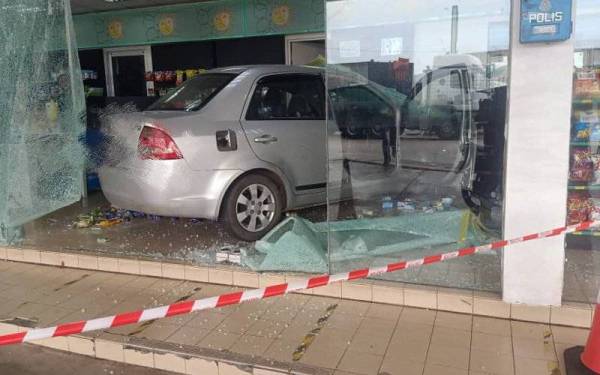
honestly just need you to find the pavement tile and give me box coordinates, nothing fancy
[431,326,471,349]
[473,316,511,337]
[263,339,298,363]
[337,350,383,375]
[348,328,392,356]
[514,356,559,375]
[132,321,181,341]
[166,326,210,346]
[512,336,557,361]
[300,341,347,369]
[471,332,513,354]
[198,330,242,351]
[551,325,589,345]
[399,307,436,325]
[470,349,515,375]
[435,311,473,331]
[365,304,402,321]
[230,334,274,356]
[385,339,430,364]
[379,358,424,375]
[423,363,468,375]
[510,321,552,340]
[244,319,286,338]
[426,343,470,370]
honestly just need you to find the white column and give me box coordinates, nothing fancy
[502,0,575,305]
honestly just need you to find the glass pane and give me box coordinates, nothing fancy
[1,0,86,244]
[326,0,510,292]
[564,0,600,304]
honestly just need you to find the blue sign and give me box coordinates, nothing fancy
[520,0,572,43]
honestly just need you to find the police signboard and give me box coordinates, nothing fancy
[520,0,572,43]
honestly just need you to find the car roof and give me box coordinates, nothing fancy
[208,65,324,76]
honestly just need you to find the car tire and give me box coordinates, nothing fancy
[223,174,283,242]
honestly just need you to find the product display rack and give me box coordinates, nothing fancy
[566,66,600,248]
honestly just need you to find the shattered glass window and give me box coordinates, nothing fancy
[325,0,510,292]
[0,0,86,244]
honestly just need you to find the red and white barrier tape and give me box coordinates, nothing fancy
[0,220,596,346]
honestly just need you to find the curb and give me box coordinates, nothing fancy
[0,320,328,375]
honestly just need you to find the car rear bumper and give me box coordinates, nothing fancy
[98,160,240,220]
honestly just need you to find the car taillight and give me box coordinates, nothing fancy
[138,126,183,160]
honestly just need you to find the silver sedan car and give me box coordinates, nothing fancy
[99,66,330,241]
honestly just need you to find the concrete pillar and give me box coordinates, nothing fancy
[502,0,575,305]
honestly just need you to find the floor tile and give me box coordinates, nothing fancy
[365,304,402,322]
[379,358,424,375]
[551,325,589,346]
[423,363,468,375]
[514,356,559,375]
[389,322,433,348]
[512,336,557,361]
[165,326,210,346]
[471,332,513,354]
[510,321,552,340]
[263,339,298,363]
[347,329,391,356]
[326,311,365,331]
[426,343,470,369]
[337,350,383,375]
[435,311,473,331]
[300,342,347,369]
[470,349,515,375]
[431,326,471,349]
[386,339,431,364]
[399,307,436,325]
[244,319,286,338]
[473,316,511,337]
[334,300,371,316]
[185,311,227,331]
[198,330,242,351]
[230,334,274,356]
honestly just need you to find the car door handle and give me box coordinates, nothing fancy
[254,135,278,144]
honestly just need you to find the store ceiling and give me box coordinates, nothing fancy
[70,0,209,14]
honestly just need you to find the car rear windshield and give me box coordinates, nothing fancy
[147,73,237,111]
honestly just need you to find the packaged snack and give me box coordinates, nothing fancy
[144,71,155,82]
[185,69,198,79]
[574,122,590,141]
[592,154,600,184]
[164,71,176,83]
[589,123,600,142]
[580,110,600,124]
[567,193,592,225]
[154,71,165,82]
[591,198,600,221]
[571,149,594,182]
[176,70,184,85]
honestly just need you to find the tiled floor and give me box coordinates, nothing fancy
[0,260,591,375]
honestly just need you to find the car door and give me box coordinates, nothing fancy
[240,73,327,193]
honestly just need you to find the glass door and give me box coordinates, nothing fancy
[103,46,153,97]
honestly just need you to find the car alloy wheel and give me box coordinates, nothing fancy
[235,184,276,233]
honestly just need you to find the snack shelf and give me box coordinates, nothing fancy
[571,141,600,147]
[569,230,600,237]
[573,97,600,106]
[569,185,600,191]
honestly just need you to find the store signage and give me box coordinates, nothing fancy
[520,0,572,43]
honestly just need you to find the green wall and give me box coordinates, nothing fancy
[74,0,324,49]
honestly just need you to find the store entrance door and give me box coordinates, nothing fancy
[104,46,153,97]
